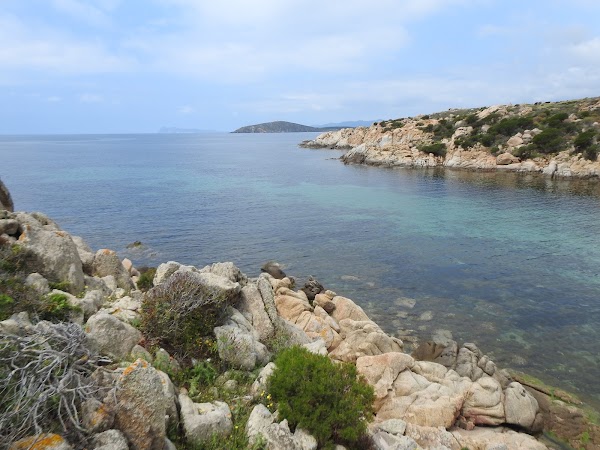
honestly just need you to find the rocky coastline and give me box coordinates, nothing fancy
[1,189,599,448]
[300,98,600,179]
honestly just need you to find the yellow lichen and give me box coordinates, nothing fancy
[11,434,64,450]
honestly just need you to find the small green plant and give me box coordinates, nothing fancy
[267,346,374,449]
[574,130,596,151]
[136,266,156,292]
[0,294,15,320]
[40,293,81,322]
[583,145,599,161]
[545,112,569,128]
[48,281,72,292]
[581,430,591,444]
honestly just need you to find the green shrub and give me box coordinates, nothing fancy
[583,145,599,161]
[136,266,156,292]
[267,347,374,449]
[140,271,236,360]
[489,116,534,136]
[545,112,569,128]
[513,144,538,160]
[532,128,564,153]
[48,281,72,291]
[465,113,478,125]
[419,142,447,157]
[574,130,596,151]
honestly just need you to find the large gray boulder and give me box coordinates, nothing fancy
[91,429,129,450]
[503,382,541,431]
[71,235,95,275]
[179,393,232,445]
[113,359,166,450]
[200,261,248,286]
[13,212,85,293]
[237,283,275,341]
[84,311,141,360]
[0,178,13,212]
[246,404,317,450]
[214,308,270,370]
[92,249,133,292]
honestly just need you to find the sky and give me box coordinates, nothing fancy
[1,0,599,133]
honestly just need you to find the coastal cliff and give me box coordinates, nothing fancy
[301,97,600,178]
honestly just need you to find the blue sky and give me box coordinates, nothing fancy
[1,0,599,133]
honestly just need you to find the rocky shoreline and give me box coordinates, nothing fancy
[1,188,599,448]
[300,99,600,179]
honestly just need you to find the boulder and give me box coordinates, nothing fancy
[0,311,33,335]
[113,359,166,450]
[496,152,520,165]
[503,382,540,430]
[0,178,14,212]
[179,393,232,445]
[376,362,472,428]
[371,431,418,450]
[451,426,548,450]
[157,370,179,430]
[85,311,142,360]
[10,434,72,450]
[275,294,312,322]
[71,235,95,275]
[372,419,407,436]
[461,376,505,426]
[404,423,456,449]
[506,135,524,147]
[330,296,370,322]
[201,261,248,286]
[214,308,270,370]
[300,276,323,300]
[153,261,187,286]
[251,362,276,396]
[13,212,85,293]
[261,261,287,279]
[246,404,316,450]
[356,352,415,407]
[455,344,485,381]
[92,249,133,292]
[82,398,114,433]
[237,283,275,341]
[102,295,141,324]
[25,273,50,295]
[91,429,129,450]
[0,218,19,235]
[329,319,403,363]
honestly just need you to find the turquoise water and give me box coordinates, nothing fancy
[1,133,600,404]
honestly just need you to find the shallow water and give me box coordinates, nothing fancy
[2,133,600,405]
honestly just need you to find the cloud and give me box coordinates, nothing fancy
[178,105,194,114]
[51,0,112,27]
[80,93,104,103]
[567,37,600,63]
[0,14,132,75]
[46,96,62,102]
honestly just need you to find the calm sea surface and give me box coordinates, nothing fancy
[1,133,600,405]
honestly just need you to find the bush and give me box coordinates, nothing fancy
[0,322,110,446]
[40,293,81,322]
[574,130,596,151]
[545,112,569,128]
[513,144,538,160]
[140,271,236,360]
[583,145,599,161]
[267,347,374,449]
[532,128,564,153]
[489,116,534,136]
[419,142,447,157]
[136,267,156,292]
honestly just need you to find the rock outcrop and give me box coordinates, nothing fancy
[0,178,14,212]
[301,97,600,178]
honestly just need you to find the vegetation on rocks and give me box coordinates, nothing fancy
[0,322,110,447]
[140,270,236,360]
[267,346,375,449]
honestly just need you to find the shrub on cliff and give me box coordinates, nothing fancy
[419,142,447,157]
[574,130,596,151]
[267,346,374,449]
[140,271,234,359]
[532,127,564,153]
[489,116,534,136]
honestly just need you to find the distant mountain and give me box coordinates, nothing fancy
[158,127,216,133]
[315,120,379,128]
[232,121,323,133]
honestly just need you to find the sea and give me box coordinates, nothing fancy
[1,132,599,406]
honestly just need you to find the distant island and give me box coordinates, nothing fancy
[232,121,346,133]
